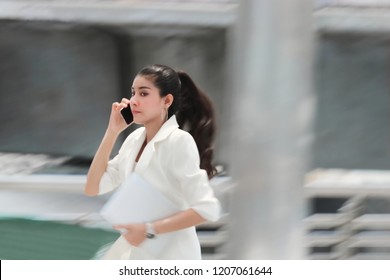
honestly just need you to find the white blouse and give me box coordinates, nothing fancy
[98,115,221,260]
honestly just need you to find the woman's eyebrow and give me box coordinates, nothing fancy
[131,86,151,90]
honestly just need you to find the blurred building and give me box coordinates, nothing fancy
[309,0,390,259]
[1,0,390,172]
[0,0,236,168]
[313,0,390,170]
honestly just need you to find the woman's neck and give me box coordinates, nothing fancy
[144,117,166,143]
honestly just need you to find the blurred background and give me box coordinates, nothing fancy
[1,0,390,260]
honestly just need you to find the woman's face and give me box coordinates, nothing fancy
[130,75,167,126]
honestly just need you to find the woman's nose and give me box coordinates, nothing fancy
[130,96,138,106]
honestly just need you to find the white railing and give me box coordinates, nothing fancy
[304,169,390,259]
[3,163,390,259]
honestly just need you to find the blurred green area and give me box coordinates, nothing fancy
[0,218,119,260]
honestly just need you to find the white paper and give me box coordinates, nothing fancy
[99,173,180,258]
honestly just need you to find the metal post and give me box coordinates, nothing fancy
[226,0,316,259]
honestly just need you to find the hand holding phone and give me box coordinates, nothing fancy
[120,105,133,125]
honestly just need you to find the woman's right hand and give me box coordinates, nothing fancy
[107,98,132,136]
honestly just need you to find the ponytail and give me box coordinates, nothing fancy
[137,64,217,179]
[176,71,217,179]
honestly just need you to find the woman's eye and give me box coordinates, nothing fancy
[130,91,147,97]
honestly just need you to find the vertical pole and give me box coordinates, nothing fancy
[226,0,316,259]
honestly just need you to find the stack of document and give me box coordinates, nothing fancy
[100,173,179,257]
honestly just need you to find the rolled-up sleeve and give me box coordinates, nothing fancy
[98,154,121,195]
[98,128,144,195]
[169,133,221,222]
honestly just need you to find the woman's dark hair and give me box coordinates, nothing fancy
[138,64,217,179]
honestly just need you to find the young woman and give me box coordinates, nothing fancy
[85,64,221,260]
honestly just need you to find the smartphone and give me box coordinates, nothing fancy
[120,105,133,124]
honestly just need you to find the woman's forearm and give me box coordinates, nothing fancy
[153,208,206,235]
[85,130,119,196]
[114,209,207,247]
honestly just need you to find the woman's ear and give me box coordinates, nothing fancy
[164,94,174,108]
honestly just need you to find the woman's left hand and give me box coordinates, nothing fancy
[113,223,146,247]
